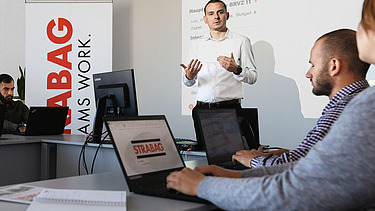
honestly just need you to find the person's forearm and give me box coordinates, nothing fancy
[3,119,18,133]
[243,161,295,177]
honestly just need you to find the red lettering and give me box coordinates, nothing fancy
[47,91,71,107]
[46,18,73,135]
[46,18,73,44]
[145,144,151,153]
[47,70,72,89]
[47,44,72,69]
[149,144,155,152]
[133,145,139,154]
[158,143,164,151]
[133,143,165,155]
[140,145,146,154]
[58,109,72,134]
[153,143,159,152]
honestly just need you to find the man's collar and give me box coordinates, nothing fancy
[204,29,232,41]
[323,79,369,112]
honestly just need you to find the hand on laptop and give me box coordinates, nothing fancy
[195,165,242,178]
[232,146,271,167]
[166,168,205,196]
[232,147,290,168]
[17,123,26,133]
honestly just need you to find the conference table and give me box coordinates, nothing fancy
[0,134,207,185]
[0,170,217,211]
[0,134,214,210]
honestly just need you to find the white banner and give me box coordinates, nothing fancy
[25,2,112,134]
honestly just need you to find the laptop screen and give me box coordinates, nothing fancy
[197,109,244,163]
[106,116,184,177]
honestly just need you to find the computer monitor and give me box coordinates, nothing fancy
[91,69,138,143]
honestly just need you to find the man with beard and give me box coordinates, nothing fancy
[231,29,370,168]
[0,74,29,133]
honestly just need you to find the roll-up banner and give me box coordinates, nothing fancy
[25,0,112,135]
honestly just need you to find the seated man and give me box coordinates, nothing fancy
[0,74,29,133]
[233,29,370,168]
[166,28,375,209]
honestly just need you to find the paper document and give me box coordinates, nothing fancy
[26,188,127,211]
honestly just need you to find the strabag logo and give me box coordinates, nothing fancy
[45,17,94,135]
[46,18,73,134]
[131,139,166,159]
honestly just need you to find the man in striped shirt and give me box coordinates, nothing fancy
[232,29,370,168]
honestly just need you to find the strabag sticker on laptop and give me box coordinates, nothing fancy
[131,139,166,159]
[114,128,183,176]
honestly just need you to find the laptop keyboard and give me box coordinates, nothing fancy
[132,184,209,204]
[218,162,248,170]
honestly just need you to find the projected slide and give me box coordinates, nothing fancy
[181,0,372,118]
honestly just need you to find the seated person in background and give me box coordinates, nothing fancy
[233,28,370,168]
[166,22,375,209]
[0,74,29,133]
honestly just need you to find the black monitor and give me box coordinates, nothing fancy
[91,69,138,143]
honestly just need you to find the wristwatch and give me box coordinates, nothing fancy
[234,66,242,75]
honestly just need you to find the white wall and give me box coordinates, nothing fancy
[2,0,321,149]
[0,0,26,93]
[131,0,199,141]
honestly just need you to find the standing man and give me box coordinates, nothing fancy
[0,74,29,133]
[181,0,257,143]
[232,29,370,168]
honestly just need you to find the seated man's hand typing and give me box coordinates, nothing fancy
[166,168,205,196]
[232,146,272,167]
[195,165,242,178]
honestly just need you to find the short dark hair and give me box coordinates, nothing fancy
[0,74,14,84]
[204,0,227,15]
[317,29,370,78]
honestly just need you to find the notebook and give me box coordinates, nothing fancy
[13,106,68,136]
[0,104,6,137]
[26,188,126,211]
[195,109,248,170]
[235,108,261,150]
[104,115,209,204]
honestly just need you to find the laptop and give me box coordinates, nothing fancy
[195,108,248,170]
[13,106,68,136]
[0,104,6,137]
[104,115,209,204]
[236,108,261,150]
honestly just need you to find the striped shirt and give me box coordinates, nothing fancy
[250,79,370,168]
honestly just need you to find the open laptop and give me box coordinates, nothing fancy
[0,105,6,137]
[195,108,248,170]
[236,108,261,150]
[13,106,68,136]
[104,115,209,204]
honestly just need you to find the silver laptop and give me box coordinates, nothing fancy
[104,115,209,203]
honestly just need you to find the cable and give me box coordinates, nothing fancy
[78,134,91,175]
[90,131,109,174]
[185,148,192,161]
